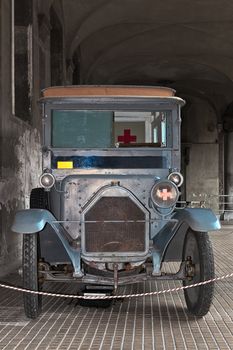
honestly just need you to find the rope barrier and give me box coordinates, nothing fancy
[0,272,232,300]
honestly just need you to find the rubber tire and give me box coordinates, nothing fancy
[23,233,42,319]
[183,229,215,317]
[22,188,48,319]
[30,188,48,209]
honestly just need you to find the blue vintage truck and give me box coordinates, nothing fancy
[12,86,220,318]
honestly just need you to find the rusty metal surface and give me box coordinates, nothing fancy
[0,226,232,350]
[85,197,145,252]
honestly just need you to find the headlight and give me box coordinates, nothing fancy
[39,173,55,189]
[151,180,179,209]
[168,172,183,187]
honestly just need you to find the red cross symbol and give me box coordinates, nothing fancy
[157,188,173,201]
[118,129,137,144]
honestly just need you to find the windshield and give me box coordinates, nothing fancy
[51,110,172,148]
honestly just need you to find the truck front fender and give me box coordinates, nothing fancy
[173,208,221,232]
[11,209,83,277]
[11,209,55,234]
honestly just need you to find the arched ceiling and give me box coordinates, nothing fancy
[57,0,233,116]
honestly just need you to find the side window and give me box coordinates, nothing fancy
[153,126,158,143]
[151,112,172,147]
[151,112,165,145]
[115,111,172,147]
[114,112,150,145]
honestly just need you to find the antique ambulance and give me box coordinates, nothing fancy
[12,86,220,318]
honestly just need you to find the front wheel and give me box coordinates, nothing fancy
[23,233,42,319]
[22,188,48,318]
[182,229,215,317]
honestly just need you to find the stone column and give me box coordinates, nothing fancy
[225,131,233,220]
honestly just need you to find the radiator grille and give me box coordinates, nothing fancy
[84,197,146,253]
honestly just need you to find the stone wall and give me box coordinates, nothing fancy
[0,0,65,276]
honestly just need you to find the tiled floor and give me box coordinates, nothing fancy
[0,225,233,349]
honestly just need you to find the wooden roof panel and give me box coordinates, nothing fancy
[42,85,176,98]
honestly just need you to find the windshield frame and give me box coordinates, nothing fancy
[51,109,173,149]
[43,97,181,151]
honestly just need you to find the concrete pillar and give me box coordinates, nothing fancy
[225,132,233,220]
[66,59,75,85]
[38,13,51,90]
[181,96,219,212]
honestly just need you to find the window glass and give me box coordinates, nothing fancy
[52,110,113,148]
[161,121,166,145]
[153,127,158,143]
[51,110,172,148]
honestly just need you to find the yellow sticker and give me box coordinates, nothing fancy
[57,161,74,169]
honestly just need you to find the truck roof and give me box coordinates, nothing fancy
[42,85,176,98]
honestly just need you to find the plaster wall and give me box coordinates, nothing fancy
[0,0,42,276]
[0,0,67,276]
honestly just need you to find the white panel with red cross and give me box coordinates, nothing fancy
[114,122,145,144]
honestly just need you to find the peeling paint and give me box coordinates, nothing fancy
[0,128,41,213]
[14,127,42,198]
[0,127,42,274]
[0,0,48,276]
